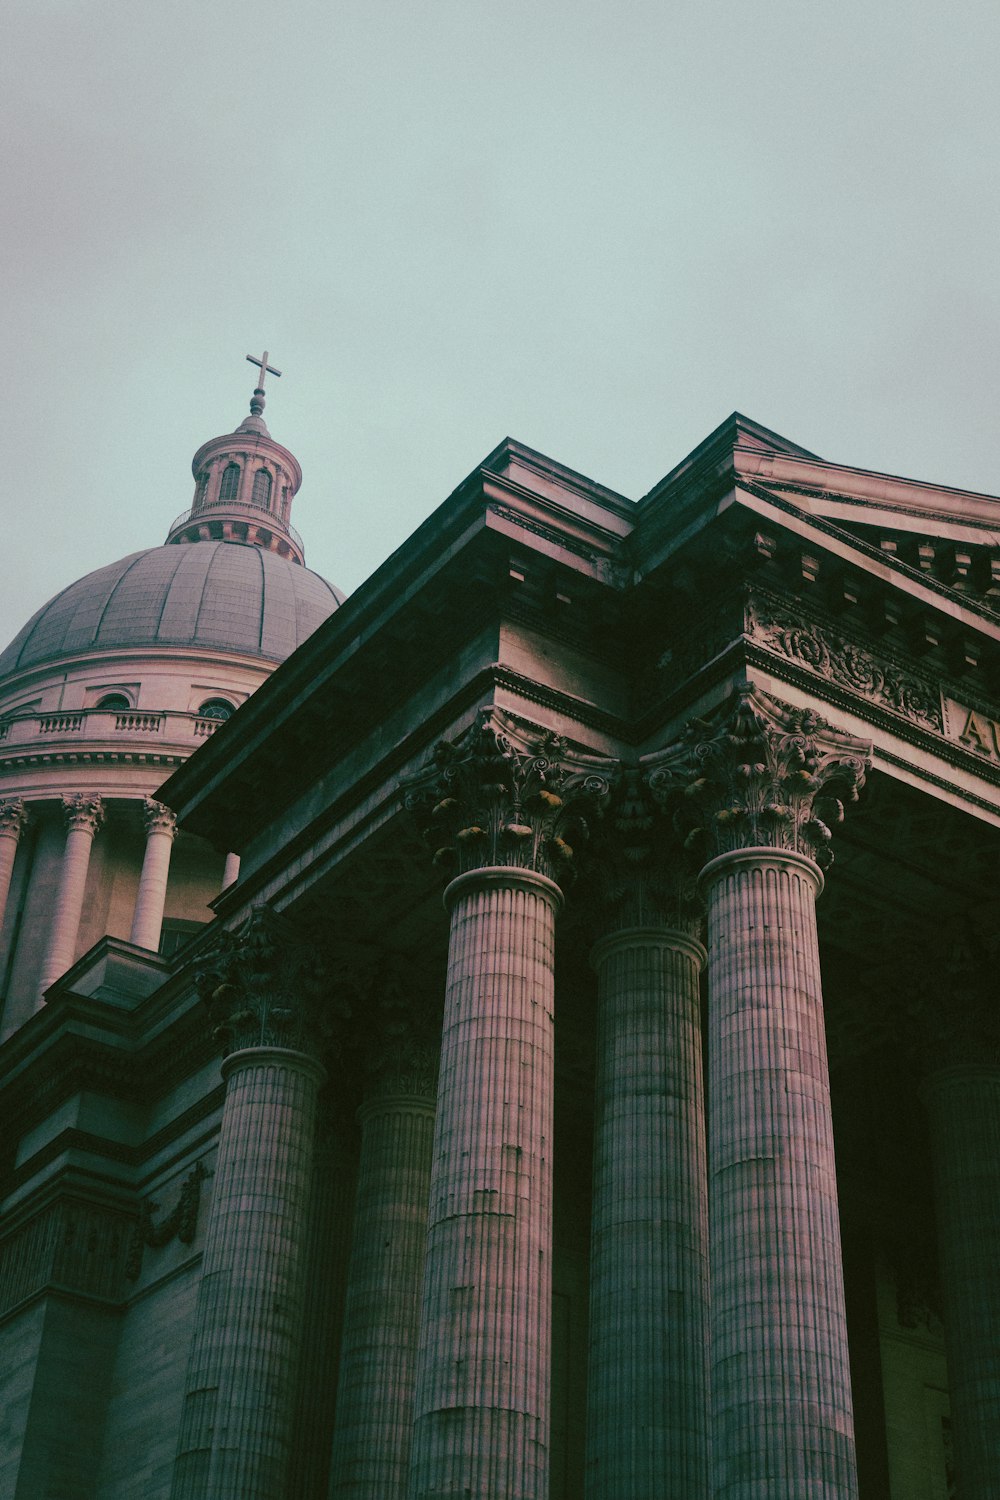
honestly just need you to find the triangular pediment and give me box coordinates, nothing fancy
[734,452,1000,623]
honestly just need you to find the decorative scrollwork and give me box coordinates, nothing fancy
[195,905,346,1060]
[403,707,616,885]
[644,686,871,869]
[748,598,942,731]
[125,1161,206,1280]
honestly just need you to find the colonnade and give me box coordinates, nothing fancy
[0,792,245,1005]
[167,695,1000,1499]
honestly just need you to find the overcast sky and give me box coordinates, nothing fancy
[3,0,999,648]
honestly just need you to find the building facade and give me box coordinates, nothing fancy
[2,409,998,1498]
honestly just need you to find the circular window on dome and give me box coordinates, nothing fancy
[198,698,235,722]
[97,693,131,711]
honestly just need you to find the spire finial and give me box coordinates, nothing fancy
[246,350,281,416]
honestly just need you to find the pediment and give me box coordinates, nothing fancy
[735,465,1000,626]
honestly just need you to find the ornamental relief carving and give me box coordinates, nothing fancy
[746,595,942,732]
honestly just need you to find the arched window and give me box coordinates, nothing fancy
[97,693,130,711]
[198,698,234,722]
[252,468,272,508]
[219,463,240,502]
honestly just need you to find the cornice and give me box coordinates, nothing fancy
[737,479,1000,633]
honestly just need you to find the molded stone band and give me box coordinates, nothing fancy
[221,1044,327,1088]
[698,844,824,899]
[590,925,707,973]
[357,1093,436,1124]
[444,863,564,915]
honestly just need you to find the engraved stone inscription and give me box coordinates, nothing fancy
[943,696,1000,762]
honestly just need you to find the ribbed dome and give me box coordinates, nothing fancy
[0,541,344,677]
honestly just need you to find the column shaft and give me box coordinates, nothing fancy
[130,815,175,950]
[171,1047,324,1500]
[222,851,241,891]
[39,800,102,992]
[0,800,27,935]
[408,867,561,1500]
[923,1066,1000,1497]
[704,849,858,1499]
[329,1095,436,1499]
[585,927,710,1498]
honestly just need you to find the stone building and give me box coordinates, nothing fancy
[1,400,997,1498]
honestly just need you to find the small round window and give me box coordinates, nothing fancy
[198,698,234,722]
[97,694,131,711]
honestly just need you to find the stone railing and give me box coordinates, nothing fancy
[0,708,232,752]
[167,499,303,557]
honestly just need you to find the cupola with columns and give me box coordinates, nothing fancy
[166,352,306,565]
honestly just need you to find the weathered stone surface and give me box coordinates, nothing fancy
[586,923,711,1499]
[651,691,870,1499]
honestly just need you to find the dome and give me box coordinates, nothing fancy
[0,540,344,677]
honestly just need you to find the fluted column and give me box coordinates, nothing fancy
[583,773,710,1499]
[130,797,176,950]
[329,979,439,1500]
[39,792,104,993]
[915,954,1000,1499]
[405,709,611,1500]
[171,907,336,1500]
[649,687,869,1500]
[0,798,28,936]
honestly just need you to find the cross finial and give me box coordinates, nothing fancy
[246,350,281,416]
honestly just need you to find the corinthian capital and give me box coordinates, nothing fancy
[0,797,28,838]
[645,687,870,869]
[62,792,105,835]
[405,707,615,884]
[580,767,701,935]
[142,797,177,839]
[361,963,440,1103]
[195,905,347,1060]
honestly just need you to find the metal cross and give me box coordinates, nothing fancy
[246,350,281,390]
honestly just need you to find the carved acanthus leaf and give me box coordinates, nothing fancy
[645,686,871,868]
[578,767,702,934]
[142,796,177,838]
[0,797,28,837]
[404,707,616,884]
[195,905,347,1060]
[62,791,104,833]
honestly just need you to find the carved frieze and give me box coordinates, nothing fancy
[404,707,615,884]
[747,594,942,732]
[0,1199,135,1318]
[645,686,870,868]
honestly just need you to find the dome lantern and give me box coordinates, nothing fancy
[166,351,306,565]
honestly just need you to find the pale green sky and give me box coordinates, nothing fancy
[3,0,999,643]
